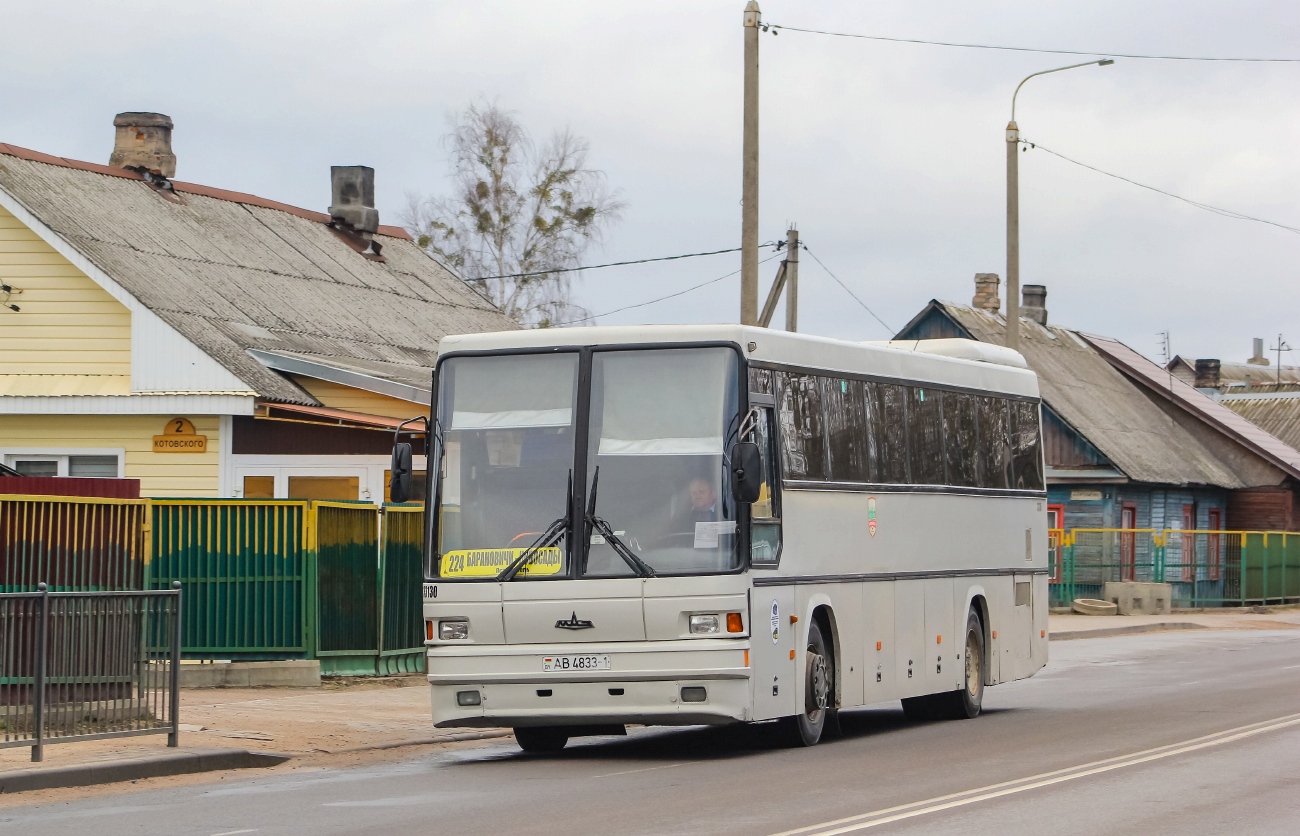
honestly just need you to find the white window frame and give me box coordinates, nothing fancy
[2,448,126,478]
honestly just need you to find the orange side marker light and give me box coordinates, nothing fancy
[991,630,998,639]
[744,649,750,667]
[727,613,744,633]
[936,635,942,644]
[876,641,882,651]
[1041,629,1046,638]
[789,649,796,660]
[790,614,799,624]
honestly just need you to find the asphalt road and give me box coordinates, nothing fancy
[4,629,1300,836]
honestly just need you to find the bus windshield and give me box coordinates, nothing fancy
[432,346,742,579]
[583,347,741,576]
[435,352,578,579]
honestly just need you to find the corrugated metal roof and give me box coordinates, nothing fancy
[932,303,1251,488]
[0,147,517,405]
[1083,333,1300,481]
[1219,396,1300,452]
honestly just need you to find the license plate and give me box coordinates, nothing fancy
[542,654,611,672]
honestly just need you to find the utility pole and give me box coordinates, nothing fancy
[740,1,761,325]
[784,226,798,331]
[1004,59,1113,352]
[1272,334,1292,385]
[1005,119,1020,352]
[758,226,798,331]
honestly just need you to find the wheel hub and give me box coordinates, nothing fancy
[806,651,829,717]
[965,630,981,698]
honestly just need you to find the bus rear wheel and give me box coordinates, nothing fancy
[781,619,833,747]
[514,726,570,753]
[935,609,986,720]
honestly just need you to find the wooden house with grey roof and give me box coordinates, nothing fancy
[897,277,1300,594]
[0,111,516,500]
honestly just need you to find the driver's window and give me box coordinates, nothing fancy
[750,406,782,566]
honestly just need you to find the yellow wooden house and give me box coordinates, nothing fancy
[0,112,515,499]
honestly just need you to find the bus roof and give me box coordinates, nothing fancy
[438,324,1040,399]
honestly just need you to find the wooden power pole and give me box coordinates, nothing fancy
[740,1,761,325]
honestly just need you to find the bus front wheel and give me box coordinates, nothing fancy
[781,619,833,747]
[514,726,570,753]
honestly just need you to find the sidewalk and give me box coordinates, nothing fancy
[1049,607,1300,640]
[0,677,510,800]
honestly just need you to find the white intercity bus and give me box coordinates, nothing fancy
[391,325,1048,751]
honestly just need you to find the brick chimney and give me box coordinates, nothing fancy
[1194,359,1221,390]
[329,166,380,237]
[1022,284,1047,326]
[972,273,1001,313]
[109,112,176,178]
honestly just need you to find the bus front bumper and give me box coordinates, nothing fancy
[427,639,752,729]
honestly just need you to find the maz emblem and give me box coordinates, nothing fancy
[555,611,594,630]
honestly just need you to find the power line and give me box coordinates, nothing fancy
[800,245,896,336]
[560,252,784,326]
[766,23,1300,63]
[467,246,758,282]
[1023,139,1300,237]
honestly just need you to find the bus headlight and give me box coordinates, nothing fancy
[439,619,469,640]
[689,614,720,634]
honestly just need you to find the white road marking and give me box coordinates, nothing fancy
[1279,664,1300,670]
[593,762,688,778]
[768,712,1300,836]
[211,830,259,835]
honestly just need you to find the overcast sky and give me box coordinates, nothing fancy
[5,1,1298,365]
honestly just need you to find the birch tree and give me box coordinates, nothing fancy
[405,102,625,327]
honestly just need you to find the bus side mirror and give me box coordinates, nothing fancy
[730,441,763,504]
[390,442,413,504]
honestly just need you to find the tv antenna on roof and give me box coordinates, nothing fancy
[1270,334,1292,385]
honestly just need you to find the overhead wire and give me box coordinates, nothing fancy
[558,250,784,326]
[765,23,1300,63]
[1022,139,1300,237]
[468,245,770,282]
[800,245,896,336]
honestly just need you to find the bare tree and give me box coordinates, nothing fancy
[404,102,625,328]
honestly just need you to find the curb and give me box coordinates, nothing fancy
[1050,622,1207,641]
[0,748,289,794]
[324,729,514,754]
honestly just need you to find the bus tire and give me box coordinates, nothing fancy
[935,609,986,720]
[514,726,570,753]
[782,619,833,747]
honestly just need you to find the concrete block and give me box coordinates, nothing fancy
[1103,582,1172,616]
[179,660,320,689]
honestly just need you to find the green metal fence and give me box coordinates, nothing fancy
[379,504,426,675]
[1,494,148,592]
[1050,528,1300,608]
[150,500,310,659]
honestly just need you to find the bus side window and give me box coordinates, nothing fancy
[750,406,782,565]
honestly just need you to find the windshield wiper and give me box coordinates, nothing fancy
[498,470,572,582]
[584,467,656,578]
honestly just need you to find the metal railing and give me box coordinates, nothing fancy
[1,583,182,762]
[1050,528,1300,608]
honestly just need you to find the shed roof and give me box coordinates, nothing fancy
[0,143,517,405]
[1218,395,1300,452]
[905,302,1250,488]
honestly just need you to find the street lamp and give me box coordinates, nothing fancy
[1005,58,1114,351]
